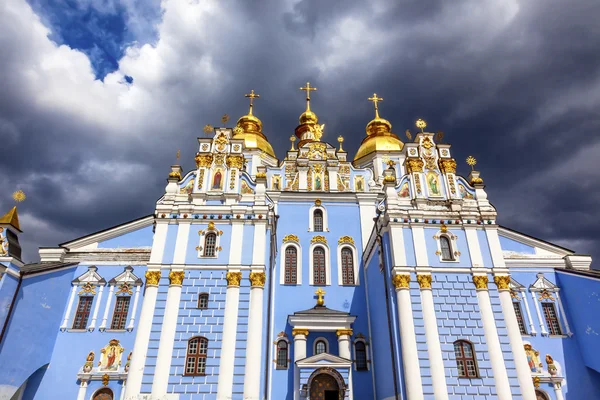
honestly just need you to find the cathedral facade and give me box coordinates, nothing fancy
[0,84,599,400]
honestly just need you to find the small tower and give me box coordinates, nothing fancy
[0,206,22,261]
[232,89,277,159]
[353,93,404,179]
[295,82,324,148]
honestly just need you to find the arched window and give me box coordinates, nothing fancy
[185,337,208,376]
[198,293,209,309]
[92,388,114,400]
[313,247,326,285]
[313,209,323,232]
[276,340,288,369]
[454,340,478,378]
[355,341,368,370]
[204,233,217,257]
[284,246,297,284]
[341,247,354,285]
[111,296,130,330]
[535,390,550,400]
[315,340,327,355]
[440,236,453,261]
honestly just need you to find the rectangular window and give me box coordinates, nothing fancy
[513,302,528,335]
[111,296,131,330]
[72,296,94,329]
[542,302,562,335]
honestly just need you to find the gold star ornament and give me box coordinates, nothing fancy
[12,190,26,203]
[203,124,213,134]
[466,156,477,170]
[416,119,427,132]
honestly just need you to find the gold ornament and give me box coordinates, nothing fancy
[417,274,432,289]
[311,235,327,244]
[256,172,267,179]
[300,82,317,101]
[203,124,213,134]
[337,135,344,151]
[169,271,185,286]
[392,274,410,289]
[290,135,296,151]
[226,155,244,169]
[145,270,161,286]
[405,129,412,141]
[406,158,424,173]
[12,190,26,203]
[440,223,448,233]
[368,93,383,119]
[338,236,354,245]
[439,158,457,174]
[283,234,299,243]
[292,328,309,337]
[533,376,541,388]
[221,114,230,125]
[494,275,511,291]
[226,272,242,287]
[416,118,427,132]
[436,131,444,143]
[309,123,325,141]
[102,374,110,386]
[78,282,96,295]
[315,288,326,306]
[466,156,477,170]
[538,289,555,301]
[473,275,489,290]
[249,272,266,287]
[168,170,182,180]
[336,329,353,337]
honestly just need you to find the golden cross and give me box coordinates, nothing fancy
[300,82,317,111]
[315,288,326,306]
[244,90,260,115]
[368,93,383,118]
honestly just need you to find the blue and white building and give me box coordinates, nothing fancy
[0,85,599,400]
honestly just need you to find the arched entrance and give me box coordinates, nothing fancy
[92,387,113,400]
[307,367,345,400]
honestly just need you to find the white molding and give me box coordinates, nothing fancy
[464,227,484,268]
[280,242,302,285]
[337,242,359,286]
[497,227,572,257]
[309,242,331,286]
[197,226,223,258]
[433,229,460,263]
[38,248,67,263]
[308,205,329,232]
[388,225,407,266]
[313,337,329,355]
[61,216,154,250]
[99,285,115,331]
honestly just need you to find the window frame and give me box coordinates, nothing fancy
[512,301,528,335]
[276,339,289,370]
[354,340,368,371]
[313,209,324,232]
[110,296,131,330]
[284,246,298,284]
[312,246,327,285]
[72,296,94,330]
[308,205,328,232]
[280,242,302,285]
[338,245,358,285]
[453,340,479,378]
[542,302,563,336]
[198,293,209,310]
[434,230,460,263]
[204,233,217,257]
[184,336,208,376]
[313,337,329,355]
[440,235,454,261]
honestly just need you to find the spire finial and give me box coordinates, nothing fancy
[315,287,326,306]
[175,150,181,163]
[300,82,317,111]
[368,93,383,119]
[244,89,260,116]
[289,135,296,151]
[466,156,477,171]
[12,190,26,203]
[337,135,344,151]
[416,118,427,133]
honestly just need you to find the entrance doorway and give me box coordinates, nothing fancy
[309,373,340,400]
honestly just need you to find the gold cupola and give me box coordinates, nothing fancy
[232,89,276,158]
[295,82,322,147]
[354,93,404,162]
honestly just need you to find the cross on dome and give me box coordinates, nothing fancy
[244,89,260,115]
[300,82,317,111]
[368,93,383,119]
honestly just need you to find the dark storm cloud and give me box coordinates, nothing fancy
[0,0,599,264]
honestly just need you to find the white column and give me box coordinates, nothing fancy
[555,292,572,336]
[299,167,308,190]
[392,275,424,400]
[293,330,308,400]
[124,271,161,398]
[119,381,126,400]
[337,330,352,359]
[553,381,565,400]
[473,276,512,400]
[61,286,78,331]
[217,273,242,400]
[124,221,169,398]
[418,275,448,400]
[522,294,537,336]
[88,285,104,331]
[531,291,548,336]
[100,285,115,331]
[464,227,485,268]
[495,277,537,400]
[411,226,429,266]
[151,271,184,397]
[76,380,88,400]
[127,285,141,331]
[243,272,266,400]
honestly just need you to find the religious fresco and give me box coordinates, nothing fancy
[458,184,474,199]
[99,339,125,372]
[240,180,254,195]
[354,176,364,192]
[524,344,543,373]
[426,171,441,196]
[179,177,195,194]
[272,175,281,190]
[398,181,410,198]
[212,169,223,190]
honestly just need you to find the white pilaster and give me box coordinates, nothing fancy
[337,332,351,359]
[474,277,512,400]
[328,168,338,191]
[119,381,126,400]
[100,285,115,331]
[76,380,88,400]
[553,382,565,400]
[464,227,484,268]
[243,273,266,400]
[299,167,308,190]
[555,292,572,336]
[151,271,184,397]
[293,331,308,400]
[522,294,537,336]
[216,275,241,400]
[393,275,424,400]
[418,275,448,400]
[252,222,266,266]
[357,194,377,251]
[61,285,77,331]
[495,278,537,400]
[411,225,429,266]
[127,286,141,331]
[88,285,104,331]
[531,291,548,336]
[389,225,407,266]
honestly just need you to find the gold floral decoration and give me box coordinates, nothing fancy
[12,190,26,202]
[311,235,327,244]
[416,118,427,132]
[197,169,205,189]
[102,374,110,386]
[392,274,410,289]
[473,275,489,290]
[292,329,309,337]
[226,272,242,287]
[466,156,477,170]
[169,271,185,286]
[78,282,96,295]
[226,155,244,169]
[417,274,432,289]
[145,270,161,286]
[283,234,300,243]
[421,136,433,149]
[336,329,353,337]
[414,174,422,194]
[439,158,457,174]
[203,124,214,134]
[338,236,354,245]
[406,158,424,173]
[249,272,266,287]
[196,154,213,168]
[115,283,133,295]
[256,172,267,179]
[230,170,236,189]
[538,289,555,302]
[493,275,511,291]
[213,153,226,165]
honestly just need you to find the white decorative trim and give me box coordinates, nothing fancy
[197,224,223,258]
[274,335,291,369]
[309,242,331,286]
[99,285,115,331]
[60,286,78,331]
[61,215,154,250]
[464,227,483,267]
[337,243,359,285]
[352,337,371,371]
[433,229,460,263]
[313,337,329,355]
[308,204,329,232]
[127,285,141,331]
[497,227,572,257]
[88,285,104,331]
[280,242,302,285]
[530,291,548,336]
[555,292,572,336]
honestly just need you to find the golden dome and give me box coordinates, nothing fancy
[353,93,404,162]
[232,90,276,158]
[299,109,318,125]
